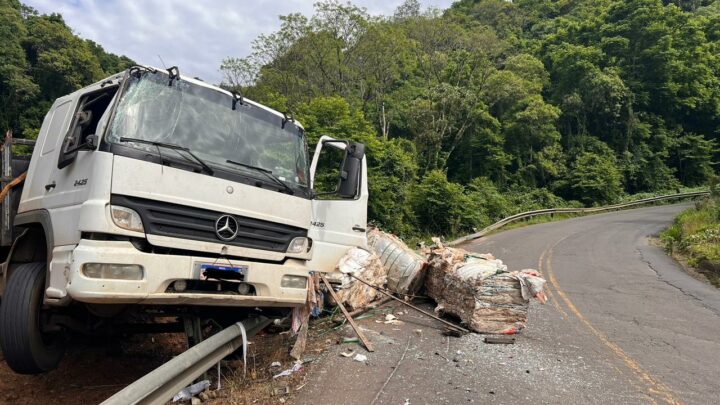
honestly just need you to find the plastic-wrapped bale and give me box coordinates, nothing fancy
[333,247,387,310]
[425,238,505,300]
[367,228,427,295]
[424,241,467,299]
[425,240,545,334]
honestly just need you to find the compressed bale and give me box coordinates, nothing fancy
[333,247,387,310]
[367,228,427,295]
[425,241,466,299]
[424,240,542,334]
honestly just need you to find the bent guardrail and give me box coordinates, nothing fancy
[102,316,272,405]
[448,190,709,246]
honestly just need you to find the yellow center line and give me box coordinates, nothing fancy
[543,236,681,405]
[537,246,570,320]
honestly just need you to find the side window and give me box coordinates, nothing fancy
[57,86,118,169]
[311,140,364,200]
[313,142,347,198]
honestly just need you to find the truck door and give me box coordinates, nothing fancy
[307,136,368,272]
[20,99,74,213]
[38,86,118,246]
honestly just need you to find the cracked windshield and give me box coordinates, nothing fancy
[107,71,308,187]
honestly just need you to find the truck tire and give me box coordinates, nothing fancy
[0,262,65,374]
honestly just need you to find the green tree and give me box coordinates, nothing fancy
[410,170,482,236]
[569,152,623,205]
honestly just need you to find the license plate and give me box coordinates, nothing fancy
[199,264,248,280]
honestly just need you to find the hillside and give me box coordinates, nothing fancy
[220,0,720,238]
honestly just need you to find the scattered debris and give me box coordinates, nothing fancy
[349,273,469,334]
[384,314,404,325]
[272,361,303,379]
[353,354,368,363]
[172,380,210,402]
[272,387,290,397]
[269,361,282,369]
[434,351,449,361]
[442,328,463,338]
[368,228,428,295]
[484,335,516,345]
[340,350,356,358]
[414,329,423,337]
[321,273,375,352]
[331,296,393,324]
[290,273,322,360]
[342,337,360,344]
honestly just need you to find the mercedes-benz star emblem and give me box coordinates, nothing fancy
[215,215,239,241]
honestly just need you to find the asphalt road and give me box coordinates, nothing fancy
[292,203,720,405]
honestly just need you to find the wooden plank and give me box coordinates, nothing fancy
[484,335,516,344]
[320,273,374,352]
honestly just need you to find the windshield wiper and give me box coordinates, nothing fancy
[225,159,294,195]
[119,137,214,175]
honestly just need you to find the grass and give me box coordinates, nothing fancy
[661,197,720,287]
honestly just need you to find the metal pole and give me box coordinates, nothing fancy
[1,131,12,246]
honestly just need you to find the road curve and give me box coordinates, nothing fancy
[467,203,720,405]
[293,203,720,405]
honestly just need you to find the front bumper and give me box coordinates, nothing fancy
[64,239,309,307]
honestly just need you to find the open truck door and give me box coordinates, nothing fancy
[307,136,368,273]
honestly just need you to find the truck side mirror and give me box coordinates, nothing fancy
[58,134,98,169]
[338,142,364,198]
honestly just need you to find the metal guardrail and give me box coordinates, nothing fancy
[448,191,710,246]
[102,316,272,405]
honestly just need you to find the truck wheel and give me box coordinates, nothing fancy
[0,262,65,374]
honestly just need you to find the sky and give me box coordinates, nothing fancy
[24,0,455,85]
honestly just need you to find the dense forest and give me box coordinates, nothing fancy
[0,0,133,141]
[221,0,720,238]
[1,0,718,240]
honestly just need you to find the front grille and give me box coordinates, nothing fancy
[111,195,307,252]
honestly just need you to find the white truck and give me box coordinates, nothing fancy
[0,65,368,374]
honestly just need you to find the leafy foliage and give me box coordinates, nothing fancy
[662,197,720,285]
[0,0,133,138]
[217,0,719,237]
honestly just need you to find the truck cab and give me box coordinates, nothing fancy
[0,65,368,374]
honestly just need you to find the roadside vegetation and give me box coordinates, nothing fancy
[2,0,719,241]
[220,0,720,241]
[662,184,720,286]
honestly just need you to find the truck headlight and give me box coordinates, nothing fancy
[111,205,144,233]
[83,263,144,280]
[287,237,310,253]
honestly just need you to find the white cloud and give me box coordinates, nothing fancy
[24,0,454,84]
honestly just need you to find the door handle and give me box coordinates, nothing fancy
[352,225,366,232]
[45,182,56,191]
